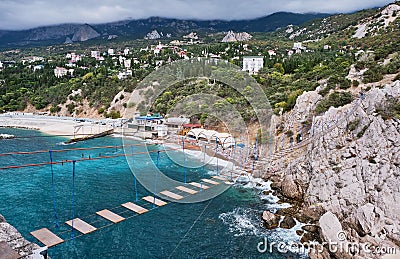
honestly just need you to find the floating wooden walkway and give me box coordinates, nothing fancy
[66,218,97,234]
[143,196,168,206]
[30,175,239,248]
[189,182,209,189]
[122,202,148,214]
[176,185,198,194]
[202,178,219,185]
[30,228,64,247]
[96,209,125,223]
[160,190,183,200]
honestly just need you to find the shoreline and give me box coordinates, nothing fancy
[0,113,114,139]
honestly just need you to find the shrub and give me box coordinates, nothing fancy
[375,97,400,120]
[315,91,353,114]
[347,119,360,131]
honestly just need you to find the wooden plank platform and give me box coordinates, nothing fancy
[30,228,64,247]
[189,182,210,189]
[143,196,167,206]
[0,241,19,259]
[65,218,97,234]
[160,190,184,200]
[212,175,227,181]
[122,202,148,214]
[202,178,220,185]
[176,185,198,194]
[96,209,125,223]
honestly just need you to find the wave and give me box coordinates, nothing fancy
[57,141,76,146]
[219,207,263,237]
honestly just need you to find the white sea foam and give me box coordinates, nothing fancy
[219,207,262,237]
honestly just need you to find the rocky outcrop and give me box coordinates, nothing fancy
[221,31,252,42]
[71,24,100,42]
[0,214,40,258]
[145,30,161,40]
[262,211,280,229]
[263,80,400,258]
[281,175,303,201]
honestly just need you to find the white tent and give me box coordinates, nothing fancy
[186,129,235,148]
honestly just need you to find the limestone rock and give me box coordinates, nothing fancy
[281,175,303,200]
[319,211,344,243]
[262,211,280,229]
[0,221,40,257]
[354,203,385,236]
[264,81,400,257]
[221,31,252,42]
[71,24,100,42]
[308,244,331,259]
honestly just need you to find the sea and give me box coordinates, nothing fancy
[0,128,306,258]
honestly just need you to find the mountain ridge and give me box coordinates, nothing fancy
[0,12,329,48]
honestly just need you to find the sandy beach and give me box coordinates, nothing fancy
[0,113,113,139]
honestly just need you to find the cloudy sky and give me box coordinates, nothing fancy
[0,0,395,30]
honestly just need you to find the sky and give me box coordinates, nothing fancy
[0,0,395,30]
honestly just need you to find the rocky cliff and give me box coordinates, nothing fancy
[263,81,400,258]
[71,24,100,42]
[221,31,252,42]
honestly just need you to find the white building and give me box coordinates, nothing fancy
[124,48,130,56]
[108,48,115,56]
[91,51,100,59]
[124,59,131,68]
[242,56,264,75]
[0,61,3,70]
[54,67,74,78]
[117,70,132,80]
[267,50,276,57]
[293,42,302,49]
[33,65,44,71]
[156,125,168,137]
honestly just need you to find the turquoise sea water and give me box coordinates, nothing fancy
[0,128,304,258]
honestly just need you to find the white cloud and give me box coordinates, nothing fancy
[0,0,394,30]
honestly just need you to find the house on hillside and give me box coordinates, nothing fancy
[91,51,100,59]
[242,56,264,75]
[54,67,74,78]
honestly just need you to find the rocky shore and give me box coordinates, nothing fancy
[259,81,400,258]
[0,214,40,258]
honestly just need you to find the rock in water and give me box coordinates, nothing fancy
[262,211,280,229]
[279,216,296,229]
[72,24,100,42]
[0,214,6,223]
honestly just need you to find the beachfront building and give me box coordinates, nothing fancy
[131,114,163,130]
[186,128,235,148]
[180,123,202,136]
[242,56,264,75]
[164,117,190,133]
